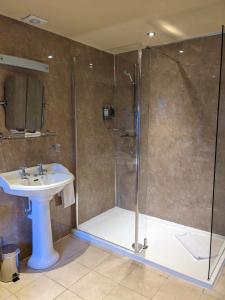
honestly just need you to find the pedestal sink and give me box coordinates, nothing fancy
[0,163,74,269]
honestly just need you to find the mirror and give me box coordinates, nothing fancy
[4,74,44,131]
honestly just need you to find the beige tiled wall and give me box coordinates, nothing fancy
[75,52,115,224]
[0,14,114,257]
[144,37,221,231]
[115,37,225,233]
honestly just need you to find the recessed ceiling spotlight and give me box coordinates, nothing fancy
[179,50,184,53]
[21,15,47,26]
[147,32,156,37]
[48,55,53,59]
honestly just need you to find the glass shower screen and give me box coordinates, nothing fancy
[209,25,225,279]
[74,50,146,252]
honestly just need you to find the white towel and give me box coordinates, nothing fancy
[25,131,41,138]
[61,182,75,208]
[176,232,224,260]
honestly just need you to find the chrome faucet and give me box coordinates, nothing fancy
[20,167,30,179]
[37,163,47,175]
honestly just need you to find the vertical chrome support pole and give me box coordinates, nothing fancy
[72,56,79,228]
[113,55,118,208]
[134,49,143,252]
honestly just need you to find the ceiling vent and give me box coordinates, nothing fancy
[21,15,47,26]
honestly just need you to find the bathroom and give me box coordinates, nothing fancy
[0,1,225,299]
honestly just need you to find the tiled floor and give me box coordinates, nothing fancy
[0,235,225,300]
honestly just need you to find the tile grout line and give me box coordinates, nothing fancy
[45,265,92,290]
[74,251,111,270]
[67,289,87,300]
[52,288,86,300]
[93,264,135,284]
[142,275,168,300]
[69,278,116,300]
[151,277,170,300]
[52,289,67,300]
[65,256,139,300]
[15,273,67,298]
[66,269,115,295]
[101,283,151,300]
[3,289,17,300]
[117,272,168,300]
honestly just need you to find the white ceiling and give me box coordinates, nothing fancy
[0,0,224,53]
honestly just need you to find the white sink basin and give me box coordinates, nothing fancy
[0,163,75,269]
[0,163,73,198]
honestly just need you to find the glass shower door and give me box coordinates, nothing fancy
[74,50,143,251]
[114,50,146,251]
[74,47,149,253]
[209,25,225,278]
[74,52,117,239]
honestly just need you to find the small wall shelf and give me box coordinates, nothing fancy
[0,131,56,141]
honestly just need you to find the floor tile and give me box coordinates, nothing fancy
[70,271,116,300]
[4,296,18,300]
[54,290,83,300]
[104,285,149,300]
[46,261,89,288]
[200,294,223,300]
[94,254,136,283]
[0,286,13,300]
[75,245,110,268]
[54,235,89,261]
[16,274,65,300]
[121,264,167,299]
[152,276,202,300]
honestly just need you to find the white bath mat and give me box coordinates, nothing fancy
[176,232,224,260]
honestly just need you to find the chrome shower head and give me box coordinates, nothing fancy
[123,70,135,84]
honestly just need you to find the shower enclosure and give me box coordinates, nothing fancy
[73,27,225,287]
